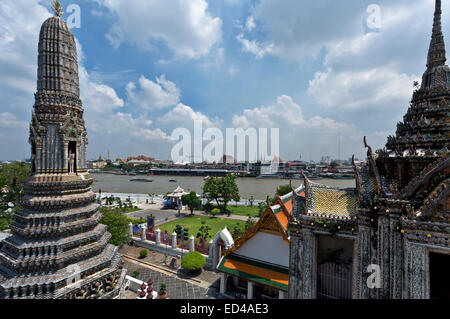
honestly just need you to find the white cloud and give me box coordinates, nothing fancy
[245,16,256,32]
[95,0,222,60]
[0,0,51,95]
[232,95,349,131]
[231,95,363,160]
[79,66,124,114]
[158,103,221,130]
[240,0,366,61]
[126,75,180,110]
[236,33,274,59]
[308,67,419,112]
[0,112,27,130]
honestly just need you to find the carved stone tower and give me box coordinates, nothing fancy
[288,0,449,300]
[0,3,126,299]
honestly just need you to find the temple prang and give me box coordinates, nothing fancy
[0,10,126,299]
[288,0,449,299]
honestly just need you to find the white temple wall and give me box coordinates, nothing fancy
[233,232,289,268]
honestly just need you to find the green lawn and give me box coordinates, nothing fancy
[124,207,142,213]
[197,205,262,218]
[157,215,246,241]
[227,205,261,217]
[100,206,142,214]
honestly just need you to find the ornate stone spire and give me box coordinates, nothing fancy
[427,0,446,68]
[0,6,126,299]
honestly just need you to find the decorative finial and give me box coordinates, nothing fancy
[427,0,446,68]
[51,0,64,17]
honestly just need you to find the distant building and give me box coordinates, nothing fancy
[88,155,108,169]
[126,159,148,166]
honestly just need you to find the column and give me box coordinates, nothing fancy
[220,273,226,294]
[172,232,177,249]
[12,287,19,298]
[141,225,147,241]
[189,235,195,252]
[405,242,428,299]
[302,229,317,299]
[377,215,391,298]
[279,290,285,299]
[288,230,303,299]
[208,239,214,258]
[155,229,161,245]
[63,142,69,173]
[129,223,134,238]
[247,281,254,299]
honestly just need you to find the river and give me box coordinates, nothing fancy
[91,173,356,200]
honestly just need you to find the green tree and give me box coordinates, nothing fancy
[231,225,245,240]
[269,184,293,204]
[203,174,240,213]
[121,163,134,172]
[0,162,29,230]
[0,162,29,203]
[330,161,339,169]
[181,191,200,216]
[196,224,212,241]
[277,184,293,197]
[99,208,130,246]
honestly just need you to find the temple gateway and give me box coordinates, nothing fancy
[0,3,126,299]
[288,0,449,299]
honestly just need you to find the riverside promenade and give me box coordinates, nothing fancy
[98,192,261,225]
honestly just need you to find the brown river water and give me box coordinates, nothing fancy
[91,173,356,200]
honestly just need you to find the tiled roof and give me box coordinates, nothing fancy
[275,211,289,231]
[268,185,305,231]
[306,183,358,220]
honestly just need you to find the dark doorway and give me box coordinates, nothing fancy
[317,235,354,299]
[68,141,77,173]
[31,142,36,173]
[430,252,450,299]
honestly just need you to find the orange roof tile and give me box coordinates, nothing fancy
[220,256,289,290]
[276,211,289,231]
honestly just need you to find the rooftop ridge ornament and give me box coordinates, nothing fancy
[50,0,64,17]
[427,0,446,68]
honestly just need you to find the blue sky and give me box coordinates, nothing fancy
[0,0,445,162]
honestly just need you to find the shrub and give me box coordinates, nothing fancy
[159,284,167,296]
[181,252,206,271]
[204,202,214,212]
[133,270,140,278]
[211,208,220,216]
[139,249,148,259]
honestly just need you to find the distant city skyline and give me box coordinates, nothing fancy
[0,0,443,162]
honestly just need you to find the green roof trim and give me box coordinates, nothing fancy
[217,254,289,291]
[271,206,282,214]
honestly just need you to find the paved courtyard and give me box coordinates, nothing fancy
[123,260,223,299]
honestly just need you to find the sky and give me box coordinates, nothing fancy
[0,0,445,162]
